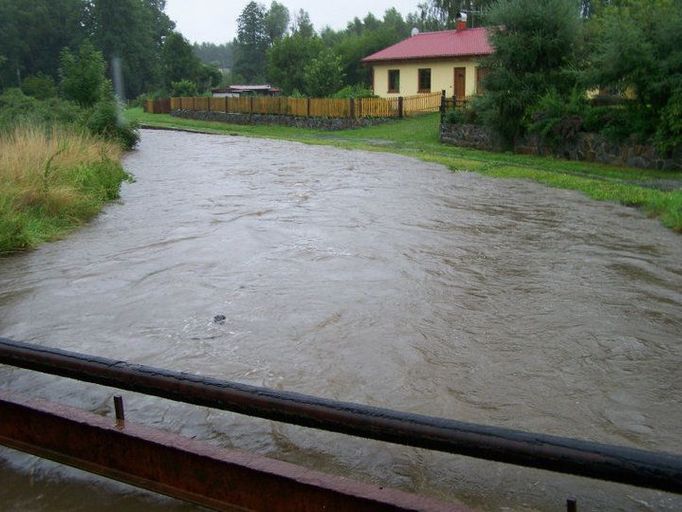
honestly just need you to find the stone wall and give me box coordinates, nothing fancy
[439,123,503,151]
[172,110,393,131]
[440,123,682,171]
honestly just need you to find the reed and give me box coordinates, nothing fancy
[0,125,129,253]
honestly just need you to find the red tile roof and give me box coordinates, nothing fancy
[362,27,493,63]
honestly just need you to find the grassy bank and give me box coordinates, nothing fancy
[0,126,130,254]
[126,108,682,232]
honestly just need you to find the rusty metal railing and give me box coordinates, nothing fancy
[0,337,681,495]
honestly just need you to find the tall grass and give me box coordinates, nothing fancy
[0,125,130,253]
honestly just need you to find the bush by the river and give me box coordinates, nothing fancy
[0,126,130,254]
[0,40,138,254]
[0,89,82,130]
[450,0,682,156]
[0,88,139,151]
[85,82,140,150]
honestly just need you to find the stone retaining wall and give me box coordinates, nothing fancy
[172,110,393,131]
[440,123,681,170]
[439,123,503,151]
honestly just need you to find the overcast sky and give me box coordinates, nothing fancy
[165,0,420,44]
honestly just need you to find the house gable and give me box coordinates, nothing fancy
[363,28,493,99]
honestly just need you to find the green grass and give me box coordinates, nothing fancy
[126,108,682,232]
[0,126,131,254]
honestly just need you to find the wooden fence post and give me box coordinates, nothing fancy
[250,96,254,115]
[307,97,311,117]
[398,96,404,118]
[207,96,211,112]
[440,90,447,122]
[349,98,355,119]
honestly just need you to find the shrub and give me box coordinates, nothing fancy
[0,89,82,132]
[86,82,140,150]
[444,104,479,125]
[583,105,652,144]
[528,88,588,145]
[332,85,376,99]
[21,73,58,100]
[59,41,106,107]
[170,79,198,97]
[477,0,583,145]
[130,90,169,109]
[0,197,31,253]
[304,49,345,98]
[655,90,682,154]
[585,1,682,149]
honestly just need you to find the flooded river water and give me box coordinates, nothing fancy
[1,130,681,511]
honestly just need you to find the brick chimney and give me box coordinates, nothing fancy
[456,12,468,31]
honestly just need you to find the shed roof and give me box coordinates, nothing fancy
[362,27,493,63]
[211,85,281,94]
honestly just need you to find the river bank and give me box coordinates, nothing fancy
[126,108,682,232]
[0,126,131,254]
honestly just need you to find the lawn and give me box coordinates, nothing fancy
[126,108,682,232]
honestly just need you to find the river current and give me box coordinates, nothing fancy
[1,130,680,511]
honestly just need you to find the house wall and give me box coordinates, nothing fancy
[371,58,483,98]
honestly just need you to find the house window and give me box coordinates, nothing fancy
[476,67,489,94]
[388,69,400,93]
[418,68,431,93]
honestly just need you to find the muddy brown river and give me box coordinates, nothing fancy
[1,130,681,511]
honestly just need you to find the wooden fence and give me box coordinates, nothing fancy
[164,92,443,119]
[143,98,171,114]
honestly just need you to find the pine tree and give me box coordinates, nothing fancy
[233,2,268,82]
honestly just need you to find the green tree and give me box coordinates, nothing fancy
[267,35,323,94]
[21,73,58,99]
[170,79,198,97]
[196,64,223,91]
[59,40,106,107]
[292,9,315,38]
[304,49,345,97]
[587,0,682,149]
[428,1,496,27]
[162,32,200,87]
[161,32,220,93]
[193,42,234,69]
[265,1,290,44]
[331,10,410,87]
[382,8,410,35]
[233,2,268,82]
[87,0,172,97]
[86,79,139,149]
[406,2,447,32]
[477,0,582,144]
[0,0,86,88]
[142,0,175,44]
